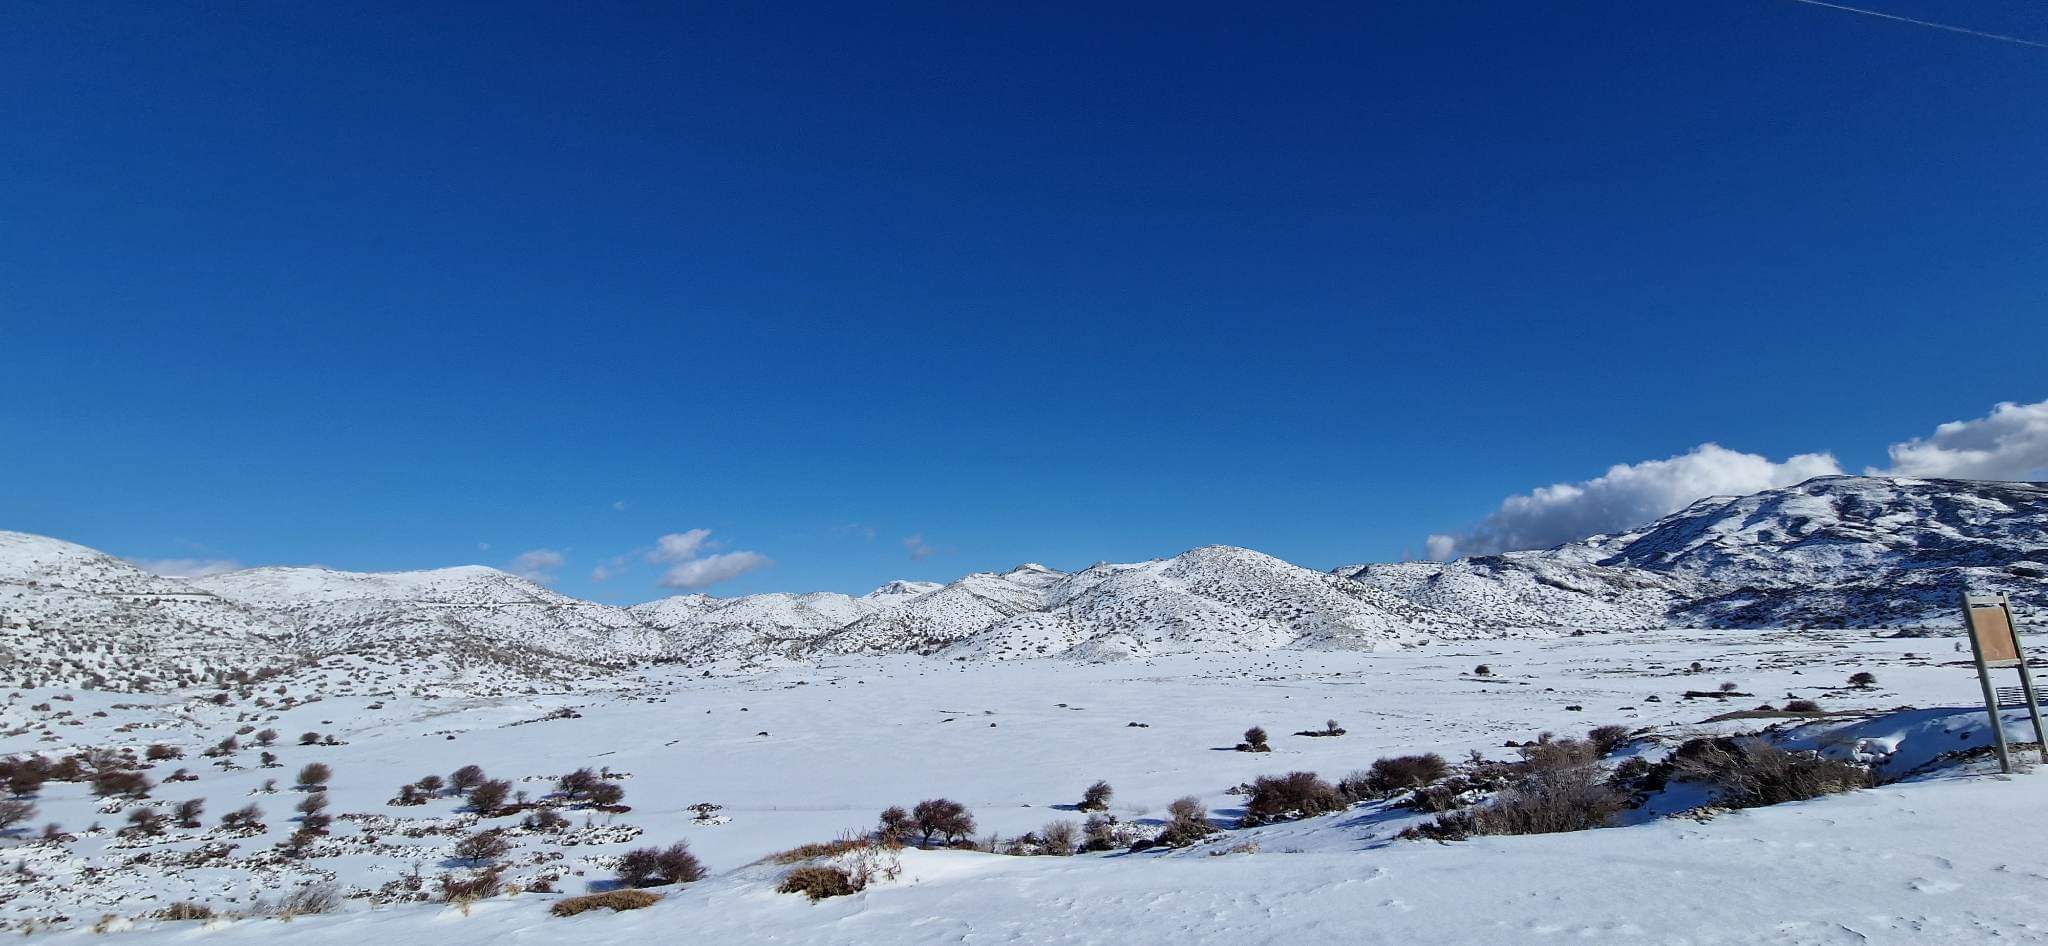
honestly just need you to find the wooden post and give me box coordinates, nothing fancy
[2001,595,2048,762]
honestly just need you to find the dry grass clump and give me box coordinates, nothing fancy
[770,837,877,865]
[256,884,342,919]
[155,902,215,921]
[550,889,662,917]
[779,865,860,902]
[437,867,504,904]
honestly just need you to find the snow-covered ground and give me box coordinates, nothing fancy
[4,626,2041,942]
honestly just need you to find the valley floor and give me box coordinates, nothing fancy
[3,628,2039,943]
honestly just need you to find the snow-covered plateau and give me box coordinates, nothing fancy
[0,474,2043,942]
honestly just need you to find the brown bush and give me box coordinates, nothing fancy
[1038,819,1078,855]
[1518,735,1598,772]
[454,828,512,863]
[877,805,915,843]
[1405,754,1624,840]
[523,807,569,831]
[1784,699,1823,712]
[1078,780,1113,811]
[467,779,513,814]
[156,902,214,921]
[912,798,975,847]
[616,841,706,886]
[296,763,331,789]
[779,865,860,902]
[772,838,874,864]
[1848,672,1877,688]
[1586,726,1632,755]
[1667,737,1870,808]
[438,867,504,903]
[1351,754,1449,798]
[653,841,706,884]
[550,889,661,917]
[1235,726,1271,752]
[220,802,264,830]
[1240,772,1345,826]
[1155,795,1215,847]
[90,769,151,798]
[449,764,486,792]
[0,799,36,830]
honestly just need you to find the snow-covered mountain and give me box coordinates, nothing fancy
[1342,476,2048,629]
[0,531,291,690]
[951,547,1477,660]
[194,565,665,685]
[6,475,2042,692]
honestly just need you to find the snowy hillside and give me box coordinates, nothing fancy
[0,532,290,690]
[954,547,1476,660]
[193,566,665,689]
[1342,476,2048,629]
[6,475,2044,696]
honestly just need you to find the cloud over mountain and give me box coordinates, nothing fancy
[1875,398,2048,481]
[1427,444,1844,558]
[1429,397,2048,558]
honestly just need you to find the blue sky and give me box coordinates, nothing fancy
[4,1,2045,602]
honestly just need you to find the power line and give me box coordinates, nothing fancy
[1782,0,2048,50]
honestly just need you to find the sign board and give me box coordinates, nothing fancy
[1961,591,2046,774]
[1966,597,2022,666]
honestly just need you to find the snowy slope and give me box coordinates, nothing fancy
[0,629,2031,942]
[0,531,290,690]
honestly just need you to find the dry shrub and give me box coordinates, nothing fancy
[1154,796,1215,848]
[1586,726,1632,755]
[616,841,706,887]
[1350,754,1449,799]
[260,884,341,919]
[1518,735,1598,772]
[771,838,873,865]
[911,798,975,847]
[1240,772,1346,826]
[550,889,661,917]
[1078,780,1113,811]
[779,865,860,902]
[1784,699,1823,713]
[438,867,504,903]
[1668,737,1870,808]
[1405,754,1624,840]
[156,902,214,921]
[1038,819,1078,856]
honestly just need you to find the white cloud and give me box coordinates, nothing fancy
[612,500,628,511]
[834,523,877,541]
[508,548,566,583]
[477,542,491,552]
[902,534,935,560]
[132,557,243,578]
[658,550,772,589]
[591,554,629,583]
[637,529,769,588]
[647,529,717,564]
[1428,444,1843,559]
[1874,398,2048,481]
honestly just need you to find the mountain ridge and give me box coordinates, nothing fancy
[4,475,2044,691]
